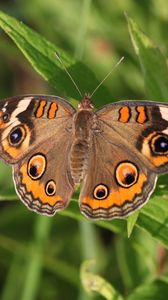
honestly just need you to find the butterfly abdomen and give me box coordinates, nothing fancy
[70,139,89,184]
[70,109,96,184]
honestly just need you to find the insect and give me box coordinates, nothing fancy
[0,54,167,219]
[0,92,167,220]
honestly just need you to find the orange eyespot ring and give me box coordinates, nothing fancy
[45,180,56,196]
[150,133,168,155]
[28,154,46,180]
[93,184,109,200]
[8,125,26,146]
[115,161,139,188]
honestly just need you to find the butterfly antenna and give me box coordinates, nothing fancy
[90,56,124,98]
[55,52,82,97]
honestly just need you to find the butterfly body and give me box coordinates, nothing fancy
[70,96,98,184]
[0,95,167,219]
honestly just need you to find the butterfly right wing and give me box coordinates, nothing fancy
[79,100,168,220]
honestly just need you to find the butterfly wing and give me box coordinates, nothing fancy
[79,101,168,220]
[97,101,168,173]
[0,95,75,215]
[13,132,74,215]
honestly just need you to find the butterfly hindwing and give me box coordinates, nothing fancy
[13,132,74,215]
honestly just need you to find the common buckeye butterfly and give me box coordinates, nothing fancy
[0,94,167,219]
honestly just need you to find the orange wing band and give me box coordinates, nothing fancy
[136,106,148,124]
[118,106,131,123]
[47,102,58,119]
[35,100,47,118]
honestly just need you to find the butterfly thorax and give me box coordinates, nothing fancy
[70,96,97,185]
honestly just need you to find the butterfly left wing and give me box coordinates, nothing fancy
[0,95,75,215]
[79,101,168,220]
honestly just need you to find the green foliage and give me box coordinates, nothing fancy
[0,2,167,300]
[127,14,168,101]
[80,260,123,300]
[0,9,111,107]
[127,277,168,300]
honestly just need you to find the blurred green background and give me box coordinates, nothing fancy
[0,1,168,300]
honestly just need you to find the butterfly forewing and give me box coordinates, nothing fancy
[96,101,168,173]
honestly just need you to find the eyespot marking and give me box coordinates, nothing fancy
[93,184,109,200]
[45,180,56,196]
[115,161,139,188]
[9,125,26,146]
[150,133,168,155]
[118,106,131,123]
[28,154,46,180]
[141,131,168,168]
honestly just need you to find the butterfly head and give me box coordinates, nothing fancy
[78,94,94,111]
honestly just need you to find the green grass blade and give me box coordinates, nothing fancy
[137,194,168,248]
[127,211,139,238]
[74,0,92,59]
[127,277,168,300]
[115,229,157,292]
[1,254,27,300]
[126,14,168,100]
[21,215,52,300]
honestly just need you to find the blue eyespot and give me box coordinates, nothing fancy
[9,126,23,145]
[154,136,168,153]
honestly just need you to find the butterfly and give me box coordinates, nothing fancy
[0,94,167,220]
